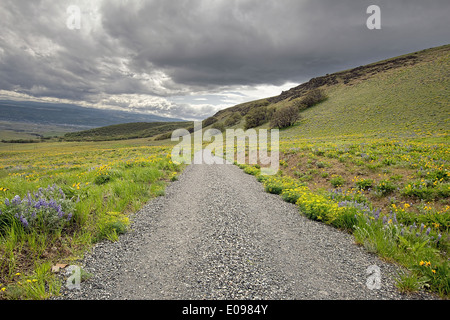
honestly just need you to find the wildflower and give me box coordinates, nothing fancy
[419,260,425,266]
[4,198,10,206]
[431,269,436,274]
[15,273,21,276]
[12,195,21,205]
[19,216,29,228]
[425,261,431,267]
[1,287,5,292]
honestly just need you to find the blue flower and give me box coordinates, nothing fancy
[12,195,21,205]
[5,198,10,206]
[19,215,28,228]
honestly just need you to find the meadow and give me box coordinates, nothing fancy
[0,139,182,299]
[0,44,448,299]
[230,45,450,297]
[237,132,449,297]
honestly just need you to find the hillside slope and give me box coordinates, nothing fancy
[208,44,449,139]
[63,121,193,142]
[62,44,449,142]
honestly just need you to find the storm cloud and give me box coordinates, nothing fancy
[0,0,448,120]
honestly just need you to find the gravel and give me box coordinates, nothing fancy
[55,155,439,300]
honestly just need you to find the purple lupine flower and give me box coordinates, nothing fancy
[19,215,28,228]
[420,223,424,233]
[34,199,45,209]
[66,213,72,221]
[382,216,387,225]
[393,213,397,224]
[373,208,380,220]
[437,234,442,242]
[27,191,33,205]
[12,195,21,205]
[4,198,9,206]
[426,227,431,236]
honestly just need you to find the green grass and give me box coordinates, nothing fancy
[0,139,183,299]
[228,44,450,298]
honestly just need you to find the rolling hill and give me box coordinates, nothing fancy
[60,44,449,142]
[207,44,449,140]
[63,121,193,142]
[0,100,184,141]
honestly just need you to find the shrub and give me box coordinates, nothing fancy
[224,113,242,126]
[270,105,301,128]
[244,107,272,129]
[202,116,218,127]
[295,88,327,110]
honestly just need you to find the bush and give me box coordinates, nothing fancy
[202,116,218,127]
[270,105,301,128]
[295,88,327,110]
[224,113,242,127]
[244,107,272,129]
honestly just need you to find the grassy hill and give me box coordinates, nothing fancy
[63,44,449,143]
[223,44,450,297]
[206,44,449,139]
[63,121,194,142]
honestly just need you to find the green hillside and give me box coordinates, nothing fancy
[63,121,193,142]
[228,44,450,297]
[206,44,449,139]
[64,44,449,143]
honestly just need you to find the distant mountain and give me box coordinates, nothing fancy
[0,100,183,129]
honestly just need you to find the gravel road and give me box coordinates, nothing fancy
[57,152,437,300]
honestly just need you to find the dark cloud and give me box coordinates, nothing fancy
[0,0,448,120]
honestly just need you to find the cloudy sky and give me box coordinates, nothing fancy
[0,0,448,120]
